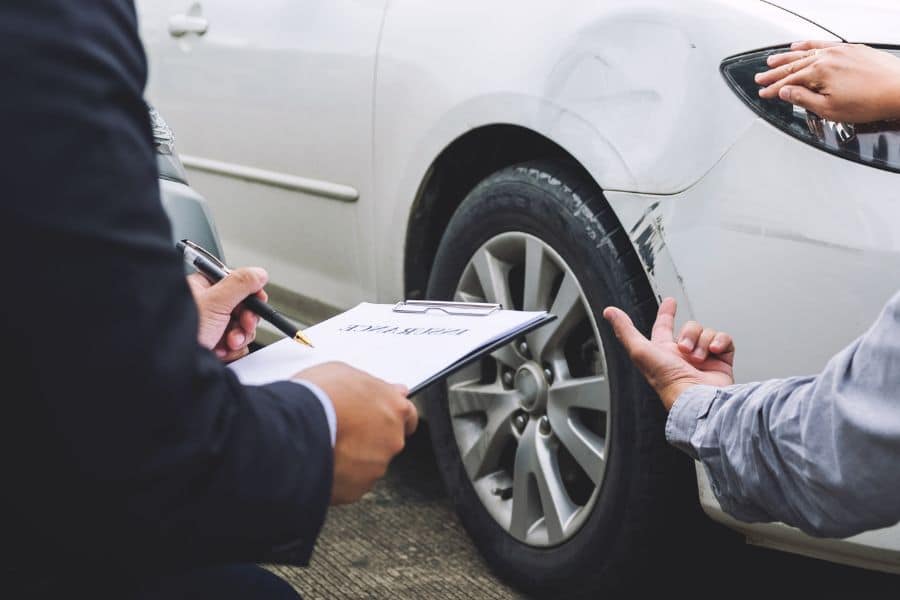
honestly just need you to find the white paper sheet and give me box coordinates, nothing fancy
[229,302,549,391]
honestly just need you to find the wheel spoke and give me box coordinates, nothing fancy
[472,247,514,309]
[491,344,525,370]
[448,380,520,417]
[522,237,557,311]
[549,376,609,412]
[451,381,521,480]
[454,289,484,303]
[534,436,577,544]
[548,407,606,486]
[510,423,540,540]
[526,272,585,359]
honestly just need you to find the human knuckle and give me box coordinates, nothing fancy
[809,59,823,72]
[231,269,255,287]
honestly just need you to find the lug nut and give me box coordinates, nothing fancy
[539,415,552,436]
[502,370,514,386]
[513,413,528,433]
[542,366,554,384]
[518,341,530,356]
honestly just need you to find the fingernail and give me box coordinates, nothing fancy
[754,72,763,82]
[234,332,245,346]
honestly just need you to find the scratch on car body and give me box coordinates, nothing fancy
[630,201,664,276]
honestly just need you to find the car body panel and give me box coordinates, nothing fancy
[764,0,900,44]
[607,112,900,565]
[140,0,386,310]
[373,0,831,302]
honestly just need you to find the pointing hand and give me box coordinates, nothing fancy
[602,298,735,410]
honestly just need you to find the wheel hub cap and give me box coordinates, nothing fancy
[515,363,548,414]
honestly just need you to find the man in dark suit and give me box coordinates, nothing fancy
[0,1,416,597]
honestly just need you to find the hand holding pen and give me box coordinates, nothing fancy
[179,240,313,360]
[187,264,270,361]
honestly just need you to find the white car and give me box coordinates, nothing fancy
[139,0,900,594]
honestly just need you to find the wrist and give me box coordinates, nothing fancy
[659,380,698,411]
[878,78,900,121]
[891,92,900,120]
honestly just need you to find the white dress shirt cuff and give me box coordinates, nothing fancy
[292,380,337,447]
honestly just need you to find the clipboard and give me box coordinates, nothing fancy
[392,300,502,317]
[229,300,557,397]
[397,301,556,395]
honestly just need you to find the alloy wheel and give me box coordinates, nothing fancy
[448,232,611,547]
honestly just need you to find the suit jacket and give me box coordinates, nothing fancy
[0,0,332,580]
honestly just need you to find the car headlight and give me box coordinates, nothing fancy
[722,47,900,173]
[148,104,189,184]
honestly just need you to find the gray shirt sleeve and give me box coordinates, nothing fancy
[665,290,900,538]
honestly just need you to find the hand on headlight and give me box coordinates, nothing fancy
[755,41,900,123]
[602,298,735,411]
[188,267,268,362]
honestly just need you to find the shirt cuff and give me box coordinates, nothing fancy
[665,385,719,460]
[292,380,336,447]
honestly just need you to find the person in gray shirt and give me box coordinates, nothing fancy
[602,40,900,538]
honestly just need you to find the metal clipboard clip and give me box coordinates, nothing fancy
[392,300,502,317]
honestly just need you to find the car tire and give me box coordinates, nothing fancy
[425,159,697,595]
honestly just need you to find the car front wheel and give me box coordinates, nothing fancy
[425,160,695,595]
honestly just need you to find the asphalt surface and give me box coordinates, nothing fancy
[269,427,899,599]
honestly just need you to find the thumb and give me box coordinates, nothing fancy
[205,267,269,313]
[602,306,652,363]
[402,399,419,437]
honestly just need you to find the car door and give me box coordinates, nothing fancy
[138,0,386,319]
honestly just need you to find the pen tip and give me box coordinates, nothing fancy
[294,331,314,348]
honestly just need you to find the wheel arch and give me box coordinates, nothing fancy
[402,124,690,313]
[404,124,605,301]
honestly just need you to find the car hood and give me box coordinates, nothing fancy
[765,0,900,45]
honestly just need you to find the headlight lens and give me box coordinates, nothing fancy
[148,104,189,184]
[721,47,900,173]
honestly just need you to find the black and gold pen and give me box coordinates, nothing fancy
[177,239,314,348]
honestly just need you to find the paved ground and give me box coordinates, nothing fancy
[269,428,522,599]
[269,427,899,599]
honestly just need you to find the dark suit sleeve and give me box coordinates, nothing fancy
[0,0,331,572]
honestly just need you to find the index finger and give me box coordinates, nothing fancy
[756,54,817,87]
[765,49,817,69]
[790,40,840,51]
[650,297,677,343]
